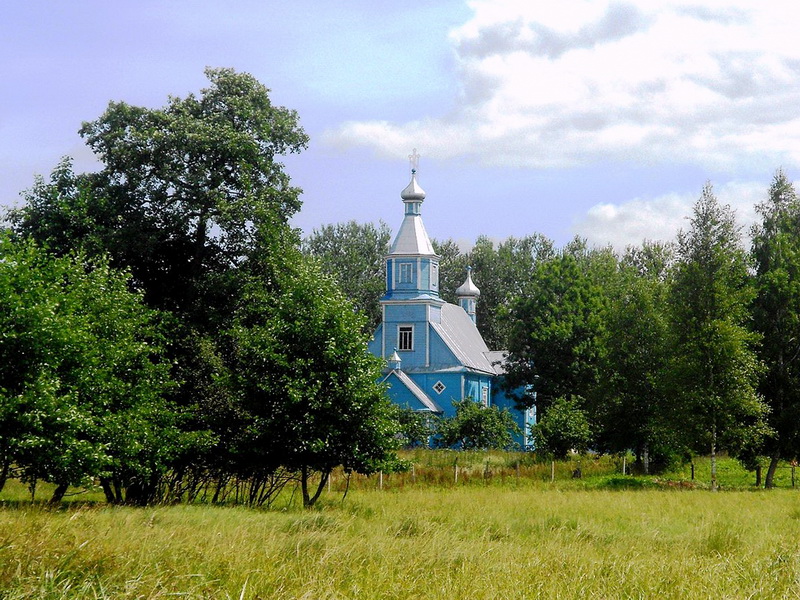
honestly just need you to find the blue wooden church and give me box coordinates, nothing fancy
[368,155,534,447]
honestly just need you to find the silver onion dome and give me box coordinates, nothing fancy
[456,266,480,297]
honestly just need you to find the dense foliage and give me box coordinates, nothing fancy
[6,69,400,507]
[0,237,177,503]
[436,399,521,450]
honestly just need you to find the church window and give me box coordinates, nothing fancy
[398,325,414,351]
[433,380,446,395]
[430,263,439,290]
[398,262,414,284]
[481,386,489,406]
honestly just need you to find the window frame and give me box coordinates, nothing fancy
[397,262,414,284]
[397,324,414,351]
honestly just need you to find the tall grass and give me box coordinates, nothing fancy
[3,484,800,598]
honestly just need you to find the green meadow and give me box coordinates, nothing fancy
[3,454,800,599]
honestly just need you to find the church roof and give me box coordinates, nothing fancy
[431,304,498,375]
[483,350,509,375]
[389,214,436,256]
[383,369,443,413]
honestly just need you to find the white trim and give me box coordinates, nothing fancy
[425,305,430,366]
[381,304,386,357]
[425,321,430,366]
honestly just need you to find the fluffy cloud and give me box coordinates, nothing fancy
[573,179,764,250]
[324,1,800,172]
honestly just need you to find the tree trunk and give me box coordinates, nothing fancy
[0,456,9,495]
[755,464,762,488]
[100,477,118,503]
[710,427,718,491]
[301,466,330,508]
[765,454,780,489]
[642,443,650,476]
[50,483,69,504]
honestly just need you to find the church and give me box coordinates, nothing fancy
[367,154,535,448]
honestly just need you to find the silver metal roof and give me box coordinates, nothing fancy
[389,214,436,256]
[431,304,497,375]
[483,350,508,375]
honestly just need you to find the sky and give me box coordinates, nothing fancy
[3,0,800,251]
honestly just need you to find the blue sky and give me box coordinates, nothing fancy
[3,1,798,250]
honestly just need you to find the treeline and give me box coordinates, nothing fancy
[0,69,402,508]
[305,177,800,489]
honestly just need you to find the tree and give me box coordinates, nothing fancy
[503,251,607,414]
[668,184,768,490]
[12,67,308,320]
[531,396,592,460]
[750,170,800,487]
[593,242,677,473]
[0,236,176,502]
[303,220,391,331]
[228,251,402,508]
[437,399,520,450]
[432,238,468,305]
[465,234,555,350]
[9,68,310,491]
[396,407,437,448]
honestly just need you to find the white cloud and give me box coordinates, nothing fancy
[573,179,764,250]
[323,1,800,173]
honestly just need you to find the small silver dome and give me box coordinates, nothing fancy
[456,266,480,297]
[401,170,426,202]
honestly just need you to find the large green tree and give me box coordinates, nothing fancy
[503,251,608,415]
[466,234,555,350]
[596,243,676,473]
[12,67,308,321]
[668,184,768,490]
[10,68,310,489]
[0,236,176,503]
[228,251,401,507]
[750,170,800,487]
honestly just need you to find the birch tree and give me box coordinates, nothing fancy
[668,184,768,490]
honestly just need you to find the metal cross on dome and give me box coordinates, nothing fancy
[408,148,420,174]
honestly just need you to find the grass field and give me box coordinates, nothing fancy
[2,454,800,599]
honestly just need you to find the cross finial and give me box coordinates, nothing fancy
[408,148,420,174]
